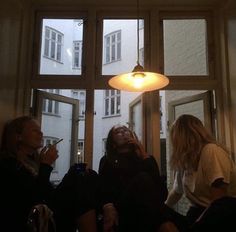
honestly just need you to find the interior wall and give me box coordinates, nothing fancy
[0,1,31,142]
[225,0,236,159]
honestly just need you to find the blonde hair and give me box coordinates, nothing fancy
[170,114,216,171]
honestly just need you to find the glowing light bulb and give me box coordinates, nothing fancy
[133,72,145,89]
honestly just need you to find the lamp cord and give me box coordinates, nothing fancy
[137,0,140,65]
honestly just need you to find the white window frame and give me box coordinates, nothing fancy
[73,40,83,69]
[44,26,63,62]
[104,30,121,64]
[104,90,121,117]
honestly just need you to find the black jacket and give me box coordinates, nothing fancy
[0,153,54,232]
[99,154,168,232]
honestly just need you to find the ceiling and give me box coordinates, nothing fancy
[31,0,229,8]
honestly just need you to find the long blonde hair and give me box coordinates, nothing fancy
[170,114,216,171]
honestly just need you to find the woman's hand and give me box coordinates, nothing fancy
[128,137,148,159]
[40,145,59,166]
[103,203,119,232]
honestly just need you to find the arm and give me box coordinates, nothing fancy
[165,188,182,208]
[210,178,228,201]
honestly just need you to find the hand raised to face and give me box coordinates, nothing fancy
[112,126,148,159]
[40,144,59,166]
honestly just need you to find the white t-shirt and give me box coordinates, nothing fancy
[173,143,236,207]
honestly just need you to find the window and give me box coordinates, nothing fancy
[42,89,60,115]
[71,90,85,118]
[44,26,63,62]
[77,140,84,162]
[73,40,82,69]
[104,90,121,116]
[104,30,121,64]
[160,96,163,134]
[139,47,144,67]
[102,138,107,156]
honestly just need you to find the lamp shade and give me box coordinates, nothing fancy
[108,64,169,92]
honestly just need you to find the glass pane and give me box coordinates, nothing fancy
[163,19,208,76]
[40,19,84,75]
[39,89,86,185]
[93,90,142,172]
[102,19,144,75]
[60,89,86,162]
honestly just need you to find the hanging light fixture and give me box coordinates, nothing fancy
[108,0,169,92]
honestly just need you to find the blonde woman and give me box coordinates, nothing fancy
[165,114,236,228]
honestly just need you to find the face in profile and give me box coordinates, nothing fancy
[19,120,43,150]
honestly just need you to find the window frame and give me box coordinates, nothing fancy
[30,8,223,169]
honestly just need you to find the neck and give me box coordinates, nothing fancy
[17,146,36,160]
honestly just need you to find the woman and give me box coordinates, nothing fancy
[165,114,236,228]
[98,125,169,232]
[0,116,98,232]
[0,116,58,231]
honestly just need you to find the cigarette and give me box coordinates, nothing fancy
[53,138,63,146]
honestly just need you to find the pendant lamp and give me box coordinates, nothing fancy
[108,0,169,92]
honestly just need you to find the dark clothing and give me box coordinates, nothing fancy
[162,197,236,232]
[99,154,168,232]
[51,164,100,232]
[0,153,99,232]
[189,197,236,232]
[0,154,54,232]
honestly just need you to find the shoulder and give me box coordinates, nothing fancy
[202,143,228,157]
[200,143,231,168]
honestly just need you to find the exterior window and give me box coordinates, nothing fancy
[44,26,63,62]
[139,48,144,67]
[102,138,107,156]
[71,90,85,118]
[42,89,60,115]
[160,96,163,134]
[73,40,82,69]
[77,140,84,162]
[104,30,121,64]
[104,90,121,116]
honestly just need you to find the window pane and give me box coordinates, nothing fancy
[40,19,84,75]
[163,19,208,76]
[102,19,143,75]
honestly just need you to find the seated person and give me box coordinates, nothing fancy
[98,125,169,232]
[0,116,98,232]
